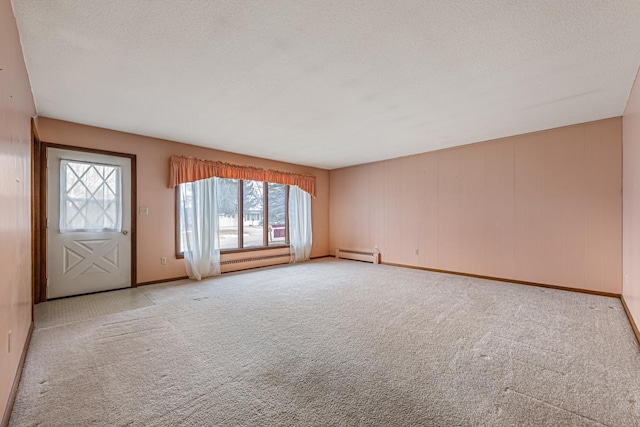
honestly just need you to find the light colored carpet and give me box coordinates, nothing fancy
[35,288,155,329]
[10,259,640,426]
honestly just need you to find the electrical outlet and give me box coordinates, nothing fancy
[160,257,167,265]
[139,207,149,215]
[374,245,379,252]
[7,330,11,353]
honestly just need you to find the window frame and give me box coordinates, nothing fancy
[175,179,289,258]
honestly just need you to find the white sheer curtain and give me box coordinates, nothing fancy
[288,185,312,263]
[179,177,221,280]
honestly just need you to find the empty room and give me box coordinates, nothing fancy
[2,1,640,425]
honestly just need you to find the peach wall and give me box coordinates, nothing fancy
[0,0,36,421]
[33,117,330,284]
[330,118,622,294]
[623,67,640,330]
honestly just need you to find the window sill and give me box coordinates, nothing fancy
[176,244,290,260]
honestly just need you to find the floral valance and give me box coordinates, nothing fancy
[168,156,317,198]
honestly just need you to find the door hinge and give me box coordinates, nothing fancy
[46,218,49,228]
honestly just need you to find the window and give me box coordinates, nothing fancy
[218,178,239,250]
[177,183,193,253]
[243,180,264,248]
[60,159,122,232]
[268,183,287,246]
[176,179,288,255]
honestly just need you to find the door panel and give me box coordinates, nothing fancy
[47,148,132,299]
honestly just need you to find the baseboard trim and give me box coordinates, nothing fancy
[620,295,640,345]
[137,276,189,287]
[380,261,622,298]
[137,255,332,287]
[2,321,34,427]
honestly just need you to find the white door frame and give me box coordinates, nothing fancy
[40,143,136,300]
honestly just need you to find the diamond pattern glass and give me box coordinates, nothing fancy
[60,160,122,232]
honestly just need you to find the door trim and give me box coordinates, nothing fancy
[31,119,40,308]
[35,142,137,302]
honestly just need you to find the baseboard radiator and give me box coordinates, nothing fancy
[221,247,291,273]
[335,248,380,264]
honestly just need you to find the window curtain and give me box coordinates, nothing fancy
[169,156,316,198]
[288,185,312,263]
[179,177,221,280]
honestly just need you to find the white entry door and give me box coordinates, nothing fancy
[47,148,132,299]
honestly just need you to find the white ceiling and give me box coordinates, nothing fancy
[12,1,640,169]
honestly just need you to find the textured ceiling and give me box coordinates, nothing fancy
[12,0,640,169]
